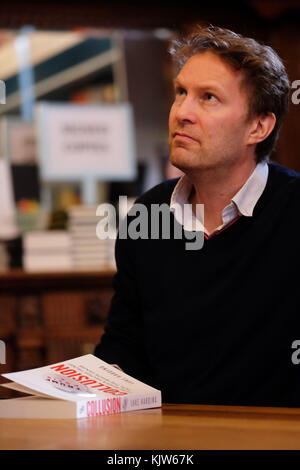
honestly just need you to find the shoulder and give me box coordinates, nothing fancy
[268,161,300,183]
[258,161,300,211]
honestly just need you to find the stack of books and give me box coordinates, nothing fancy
[67,205,116,271]
[23,230,72,271]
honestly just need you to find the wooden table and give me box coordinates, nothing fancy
[1,403,300,450]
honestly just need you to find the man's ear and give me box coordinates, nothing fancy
[247,112,276,145]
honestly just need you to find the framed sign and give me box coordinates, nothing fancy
[36,102,137,182]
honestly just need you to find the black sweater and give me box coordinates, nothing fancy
[95,162,300,407]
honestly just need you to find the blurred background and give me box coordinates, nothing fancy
[0,0,300,270]
[0,0,300,379]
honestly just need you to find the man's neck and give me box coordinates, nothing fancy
[187,159,257,233]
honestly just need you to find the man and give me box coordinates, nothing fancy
[95,25,300,407]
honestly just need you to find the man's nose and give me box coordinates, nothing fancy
[175,97,197,124]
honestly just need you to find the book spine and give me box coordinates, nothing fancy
[76,392,162,418]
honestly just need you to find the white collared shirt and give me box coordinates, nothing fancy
[169,162,269,235]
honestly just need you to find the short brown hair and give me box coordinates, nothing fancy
[169,24,290,162]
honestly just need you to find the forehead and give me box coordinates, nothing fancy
[175,50,246,92]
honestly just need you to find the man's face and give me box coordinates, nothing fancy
[168,51,255,173]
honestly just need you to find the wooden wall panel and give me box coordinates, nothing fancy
[268,23,300,172]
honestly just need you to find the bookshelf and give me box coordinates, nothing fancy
[0,269,115,397]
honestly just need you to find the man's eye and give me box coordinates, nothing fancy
[204,93,217,102]
[175,88,186,96]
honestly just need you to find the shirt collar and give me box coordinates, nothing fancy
[232,162,269,216]
[170,161,269,218]
[170,175,204,231]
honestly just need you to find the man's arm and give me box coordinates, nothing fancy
[94,224,151,383]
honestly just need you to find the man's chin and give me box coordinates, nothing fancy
[170,154,201,173]
[170,150,220,173]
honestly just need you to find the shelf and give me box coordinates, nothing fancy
[0,268,116,292]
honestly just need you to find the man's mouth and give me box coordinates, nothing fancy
[173,132,197,142]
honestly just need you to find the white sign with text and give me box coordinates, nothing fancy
[36,102,137,181]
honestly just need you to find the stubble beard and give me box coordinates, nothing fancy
[169,142,219,174]
[169,138,245,176]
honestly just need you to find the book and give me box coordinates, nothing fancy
[23,230,71,251]
[23,230,73,272]
[0,354,161,419]
[23,254,73,271]
[67,205,116,271]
